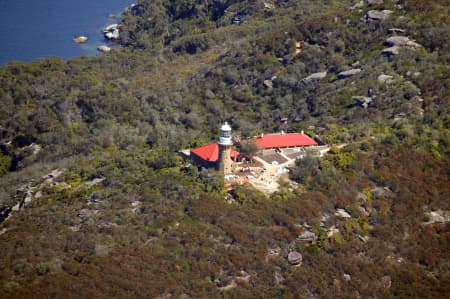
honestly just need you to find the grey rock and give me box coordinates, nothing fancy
[97,45,111,53]
[349,1,364,10]
[352,96,373,108]
[366,10,393,21]
[423,210,450,225]
[367,0,383,5]
[385,36,410,46]
[327,226,339,237]
[301,71,327,84]
[297,230,316,242]
[372,186,393,199]
[335,208,351,218]
[378,74,394,84]
[406,40,422,48]
[358,205,370,217]
[382,46,400,56]
[288,251,303,266]
[343,273,351,281]
[388,28,406,34]
[263,79,273,89]
[268,247,281,257]
[338,68,361,79]
[386,36,422,48]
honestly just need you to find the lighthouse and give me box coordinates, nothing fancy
[217,122,233,174]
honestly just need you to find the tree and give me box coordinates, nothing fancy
[239,139,259,163]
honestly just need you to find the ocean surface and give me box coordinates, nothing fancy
[0,0,136,66]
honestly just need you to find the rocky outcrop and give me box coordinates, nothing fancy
[378,74,394,84]
[297,230,316,242]
[73,36,88,44]
[349,1,364,11]
[327,225,340,237]
[352,96,373,108]
[97,45,111,53]
[103,24,119,40]
[287,251,302,266]
[301,71,327,84]
[263,79,273,89]
[335,208,351,218]
[366,10,393,21]
[382,46,400,56]
[367,0,383,5]
[338,68,361,79]
[385,36,422,48]
[388,28,406,34]
[423,210,450,225]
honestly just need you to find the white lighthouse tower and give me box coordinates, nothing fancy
[217,122,233,175]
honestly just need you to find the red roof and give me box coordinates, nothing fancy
[254,133,317,149]
[191,143,240,162]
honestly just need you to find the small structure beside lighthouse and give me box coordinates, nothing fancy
[217,122,233,174]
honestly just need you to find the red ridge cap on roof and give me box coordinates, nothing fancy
[254,133,317,149]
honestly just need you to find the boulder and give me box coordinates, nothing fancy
[301,71,327,84]
[382,46,400,56]
[297,230,316,242]
[388,28,406,34]
[423,210,450,225]
[73,36,88,44]
[103,24,120,40]
[386,36,422,48]
[327,225,339,237]
[366,10,393,21]
[352,96,373,108]
[105,29,119,40]
[358,205,370,217]
[338,68,361,79]
[378,74,394,84]
[367,0,384,5]
[406,40,422,48]
[263,79,273,89]
[97,45,111,53]
[349,1,364,11]
[287,251,303,266]
[343,273,351,281]
[267,247,281,257]
[335,208,351,218]
[372,186,393,198]
[385,36,410,46]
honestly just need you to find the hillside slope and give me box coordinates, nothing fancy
[0,0,449,298]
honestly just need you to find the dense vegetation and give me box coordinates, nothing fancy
[0,0,448,297]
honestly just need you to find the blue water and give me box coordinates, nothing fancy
[0,0,136,66]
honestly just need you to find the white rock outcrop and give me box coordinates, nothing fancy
[366,10,393,21]
[338,68,361,79]
[287,251,303,266]
[301,71,327,84]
